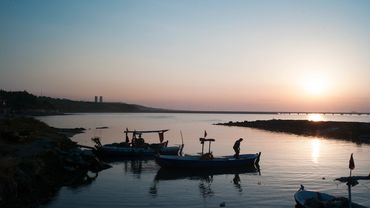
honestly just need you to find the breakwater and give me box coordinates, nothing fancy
[216,119,370,144]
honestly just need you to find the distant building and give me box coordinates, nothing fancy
[0,99,9,116]
[94,96,98,103]
[99,96,103,103]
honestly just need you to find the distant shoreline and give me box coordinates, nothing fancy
[2,90,370,116]
[140,110,370,115]
[32,110,370,116]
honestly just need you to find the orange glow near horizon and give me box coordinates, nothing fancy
[1,1,370,112]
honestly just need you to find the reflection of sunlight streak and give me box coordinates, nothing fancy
[311,139,320,163]
[307,113,324,122]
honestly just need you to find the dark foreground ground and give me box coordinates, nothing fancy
[0,117,109,208]
[216,119,370,144]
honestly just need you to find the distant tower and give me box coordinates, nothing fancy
[94,96,98,103]
[99,96,103,103]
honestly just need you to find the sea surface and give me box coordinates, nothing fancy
[38,113,370,208]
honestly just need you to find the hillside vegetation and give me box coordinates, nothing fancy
[0,90,159,114]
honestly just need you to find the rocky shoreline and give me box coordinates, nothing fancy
[0,117,110,208]
[216,119,370,144]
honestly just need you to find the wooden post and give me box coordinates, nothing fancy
[348,170,352,208]
[348,153,354,208]
[208,141,211,153]
[201,140,204,155]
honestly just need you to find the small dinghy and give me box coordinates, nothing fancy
[294,185,367,208]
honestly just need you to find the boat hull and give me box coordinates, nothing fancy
[97,145,180,157]
[294,189,367,208]
[155,153,261,169]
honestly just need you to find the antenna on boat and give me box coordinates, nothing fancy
[180,130,184,145]
[179,130,184,156]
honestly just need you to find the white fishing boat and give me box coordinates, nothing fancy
[93,129,183,157]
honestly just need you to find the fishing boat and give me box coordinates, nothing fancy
[294,185,367,208]
[155,136,261,169]
[93,129,183,157]
[156,153,260,169]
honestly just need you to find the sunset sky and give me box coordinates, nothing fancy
[1,0,369,112]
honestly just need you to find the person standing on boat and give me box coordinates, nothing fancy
[233,138,243,159]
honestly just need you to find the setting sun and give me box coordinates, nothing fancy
[298,71,332,99]
[303,77,328,95]
[307,113,325,122]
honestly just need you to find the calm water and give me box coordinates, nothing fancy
[38,113,370,208]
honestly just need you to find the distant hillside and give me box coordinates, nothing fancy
[0,90,54,111]
[40,97,160,113]
[0,90,162,114]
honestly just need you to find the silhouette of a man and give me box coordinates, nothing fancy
[233,138,243,159]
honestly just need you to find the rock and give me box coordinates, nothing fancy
[96,126,109,129]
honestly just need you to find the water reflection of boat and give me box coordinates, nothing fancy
[108,158,155,176]
[99,155,154,163]
[150,166,260,198]
[294,185,367,208]
[92,129,183,158]
[155,137,261,169]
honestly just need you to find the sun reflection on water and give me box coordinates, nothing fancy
[307,113,324,122]
[311,138,320,163]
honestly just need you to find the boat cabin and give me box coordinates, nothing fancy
[199,137,215,160]
[124,129,170,148]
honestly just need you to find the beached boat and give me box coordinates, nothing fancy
[155,137,261,169]
[93,129,183,157]
[294,185,367,208]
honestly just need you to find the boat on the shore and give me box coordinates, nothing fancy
[155,136,261,169]
[92,129,183,158]
[294,185,367,208]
